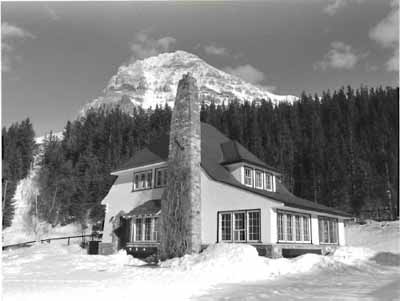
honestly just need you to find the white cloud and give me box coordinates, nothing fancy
[44,5,60,21]
[369,0,399,71]
[204,44,229,56]
[314,41,364,70]
[2,23,35,72]
[2,22,35,39]
[224,64,265,84]
[129,32,176,62]
[323,0,364,16]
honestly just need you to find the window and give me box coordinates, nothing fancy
[135,218,143,241]
[265,173,273,191]
[219,210,261,242]
[144,217,152,241]
[248,211,261,241]
[132,216,160,242]
[244,167,253,186]
[152,217,159,241]
[277,211,311,243]
[255,170,263,189]
[155,168,168,187]
[133,170,153,191]
[318,216,338,244]
[234,212,246,241]
[221,213,232,241]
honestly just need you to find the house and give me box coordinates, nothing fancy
[99,74,351,258]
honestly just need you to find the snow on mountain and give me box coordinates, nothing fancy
[82,51,298,113]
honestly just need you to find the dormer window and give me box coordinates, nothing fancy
[244,167,253,187]
[265,173,273,191]
[155,167,168,188]
[133,170,153,191]
[254,170,263,189]
[241,166,276,192]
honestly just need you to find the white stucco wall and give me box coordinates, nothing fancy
[101,165,166,243]
[102,165,349,247]
[200,170,283,244]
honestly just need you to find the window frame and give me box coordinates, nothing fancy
[243,166,253,187]
[131,216,160,242]
[318,216,339,245]
[265,172,273,191]
[218,209,261,243]
[132,169,153,191]
[277,210,312,244]
[155,167,168,188]
[254,169,264,189]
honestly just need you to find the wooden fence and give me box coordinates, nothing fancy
[2,232,102,250]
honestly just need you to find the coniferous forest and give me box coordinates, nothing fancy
[2,86,399,229]
[2,118,36,227]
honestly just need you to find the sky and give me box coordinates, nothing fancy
[2,0,399,136]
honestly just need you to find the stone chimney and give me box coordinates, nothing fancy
[160,73,201,259]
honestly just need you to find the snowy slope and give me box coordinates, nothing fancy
[82,51,298,113]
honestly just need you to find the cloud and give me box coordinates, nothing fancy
[369,0,399,71]
[224,64,265,84]
[44,5,60,21]
[204,44,229,56]
[323,0,364,16]
[314,41,365,70]
[2,23,35,72]
[2,22,35,39]
[129,32,176,62]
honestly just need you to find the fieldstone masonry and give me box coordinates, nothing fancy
[160,73,202,259]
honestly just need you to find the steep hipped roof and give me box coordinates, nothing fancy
[220,140,279,172]
[113,122,351,217]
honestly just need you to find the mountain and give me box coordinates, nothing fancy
[81,51,297,113]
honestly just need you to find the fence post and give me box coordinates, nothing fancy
[68,237,70,245]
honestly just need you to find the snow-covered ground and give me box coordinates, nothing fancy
[2,221,399,301]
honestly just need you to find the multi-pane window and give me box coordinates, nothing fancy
[265,173,273,191]
[277,212,284,240]
[277,211,311,243]
[135,218,143,241]
[234,212,246,241]
[144,217,152,241]
[286,214,293,241]
[248,211,261,241]
[219,210,261,242]
[221,213,232,241]
[152,217,159,241]
[242,166,275,192]
[133,170,153,190]
[132,216,160,242]
[318,216,338,244]
[254,170,263,189]
[155,168,168,187]
[244,167,253,186]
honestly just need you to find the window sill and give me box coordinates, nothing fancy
[131,187,154,192]
[277,240,312,244]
